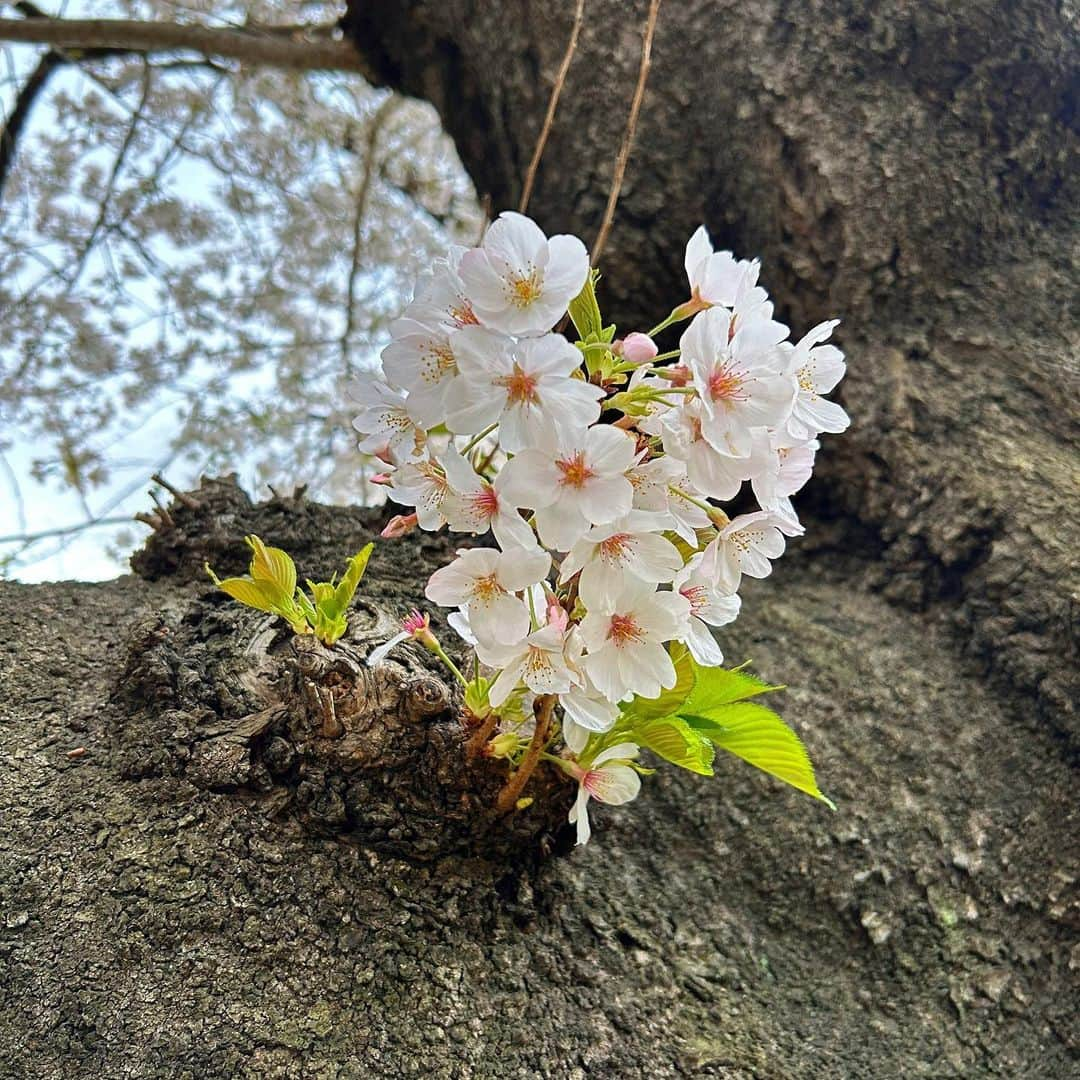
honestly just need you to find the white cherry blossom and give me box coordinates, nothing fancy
[380,317,460,429]
[350,377,424,459]
[444,327,602,452]
[780,320,850,443]
[387,455,451,530]
[627,456,712,544]
[407,246,482,331]
[425,546,550,646]
[458,212,590,336]
[659,398,754,501]
[438,448,538,550]
[499,425,639,551]
[681,307,797,458]
[683,225,746,309]
[710,511,787,593]
[477,623,580,707]
[559,678,620,753]
[579,577,690,702]
[558,510,683,609]
[567,742,643,846]
[673,549,741,666]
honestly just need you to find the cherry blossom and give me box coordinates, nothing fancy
[387,455,451,530]
[477,623,580,707]
[458,212,590,336]
[780,320,850,443]
[380,317,460,429]
[709,511,787,593]
[350,377,424,459]
[627,456,711,544]
[683,226,747,310]
[444,327,603,452]
[499,425,639,550]
[673,549,742,666]
[579,577,690,702]
[558,510,682,608]
[567,743,643,845]
[425,546,551,646]
[559,678,621,753]
[438,448,538,550]
[407,246,481,331]
[681,307,797,459]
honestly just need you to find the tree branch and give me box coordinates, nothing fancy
[0,17,379,77]
[0,46,63,198]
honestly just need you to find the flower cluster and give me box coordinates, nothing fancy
[354,213,847,844]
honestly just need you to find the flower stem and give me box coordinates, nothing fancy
[465,710,500,758]
[651,349,681,363]
[496,694,556,814]
[428,640,468,685]
[460,423,498,455]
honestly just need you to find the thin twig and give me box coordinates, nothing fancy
[340,95,399,377]
[148,490,174,528]
[496,694,556,815]
[0,514,133,545]
[465,710,500,759]
[590,0,661,266]
[151,472,200,509]
[518,0,586,215]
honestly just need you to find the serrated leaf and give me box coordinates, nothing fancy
[567,269,603,342]
[330,543,374,617]
[214,576,278,613]
[245,535,296,600]
[623,643,696,721]
[685,702,834,807]
[306,580,334,605]
[634,715,715,775]
[682,661,784,714]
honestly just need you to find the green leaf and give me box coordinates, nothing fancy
[330,543,374,617]
[213,576,278,613]
[682,661,784,714]
[685,702,834,807]
[634,715,715,776]
[567,269,603,341]
[245,535,296,601]
[306,580,334,606]
[623,643,696,721]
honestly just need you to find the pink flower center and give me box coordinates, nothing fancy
[607,612,644,647]
[680,583,708,614]
[708,364,745,403]
[556,451,595,489]
[470,484,500,521]
[500,363,540,405]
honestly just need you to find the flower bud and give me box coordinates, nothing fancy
[380,513,418,538]
[618,332,659,365]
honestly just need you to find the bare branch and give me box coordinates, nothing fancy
[591,0,661,265]
[0,17,378,77]
[0,47,63,198]
[341,95,399,375]
[518,0,585,215]
[0,514,132,545]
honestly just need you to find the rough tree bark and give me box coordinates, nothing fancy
[1,1,1077,1077]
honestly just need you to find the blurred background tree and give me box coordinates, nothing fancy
[0,1,481,578]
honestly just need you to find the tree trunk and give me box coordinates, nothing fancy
[2,1,1078,1075]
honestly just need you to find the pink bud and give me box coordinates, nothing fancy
[380,513,418,538]
[545,598,569,633]
[370,472,393,486]
[619,332,659,365]
[403,609,438,650]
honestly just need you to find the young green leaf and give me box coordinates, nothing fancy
[684,702,834,807]
[330,543,374,617]
[567,269,603,341]
[245,535,296,601]
[681,660,784,715]
[211,575,278,613]
[634,715,715,776]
